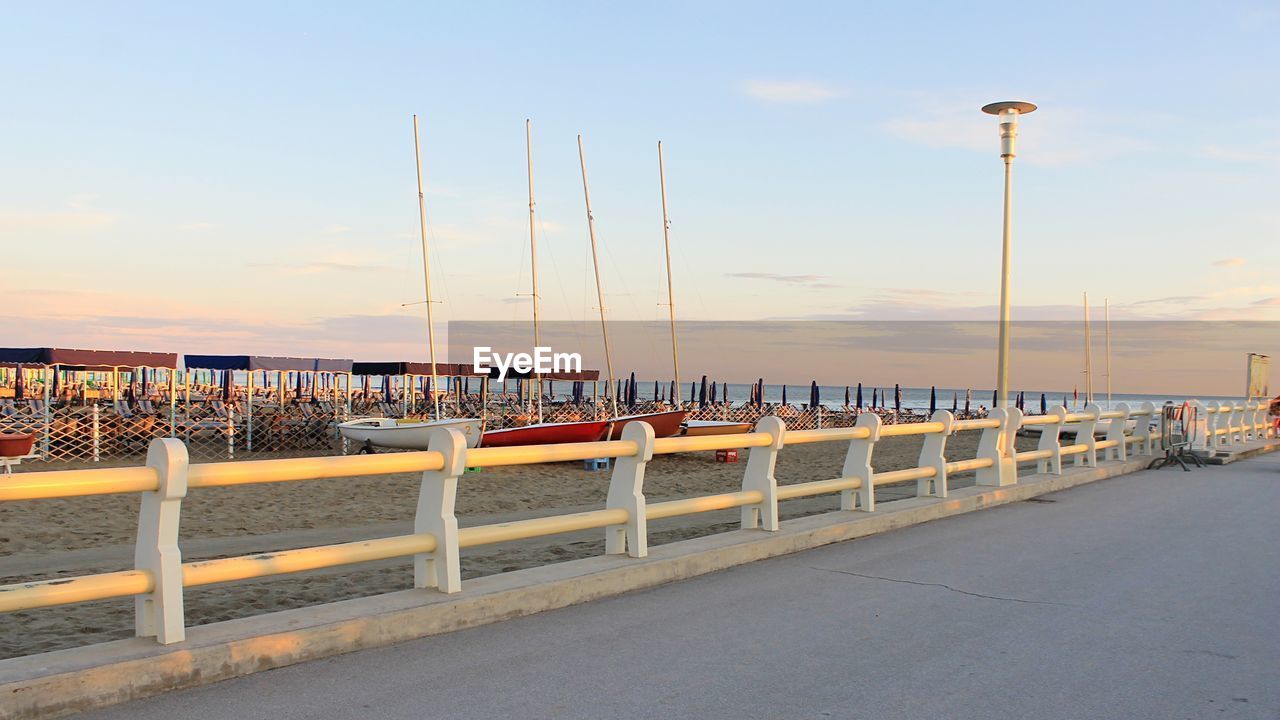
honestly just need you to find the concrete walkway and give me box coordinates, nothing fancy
[72,454,1280,720]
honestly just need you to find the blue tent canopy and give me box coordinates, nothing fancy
[184,355,353,372]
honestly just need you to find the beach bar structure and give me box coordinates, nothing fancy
[183,354,354,452]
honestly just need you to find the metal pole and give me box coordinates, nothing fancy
[412,114,442,420]
[1083,292,1093,404]
[577,134,618,418]
[246,370,254,451]
[658,141,681,397]
[981,101,1035,409]
[1104,298,1112,407]
[527,119,543,423]
[996,157,1013,408]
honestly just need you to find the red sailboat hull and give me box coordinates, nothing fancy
[681,420,754,437]
[608,410,687,440]
[480,419,612,448]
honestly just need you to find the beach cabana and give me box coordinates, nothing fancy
[0,347,180,458]
[184,354,354,451]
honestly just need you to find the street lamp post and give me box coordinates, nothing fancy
[981,100,1036,409]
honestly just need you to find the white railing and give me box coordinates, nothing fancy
[0,400,1271,648]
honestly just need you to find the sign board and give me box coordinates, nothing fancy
[1245,353,1270,400]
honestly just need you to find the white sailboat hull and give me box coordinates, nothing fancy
[338,417,483,450]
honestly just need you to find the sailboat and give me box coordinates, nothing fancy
[339,115,482,450]
[587,138,687,441]
[479,121,612,447]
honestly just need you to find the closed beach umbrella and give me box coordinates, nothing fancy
[951,391,958,413]
[689,381,696,404]
[992,389,998,408]
[698,375,708,408]
[929,386,937,414]
[722,381,728,404]
[629,371,637,406]
[810,380,819,408]
[844,385,850,407]
[856,383,863,408]
[668,380,676,404]
[871,388,878,409]
[894,384,902,413]
[964,389,972,416]
[710,381,718,404]
[781,384,788,405]
[1040,393,1047,415]
[653,380,659,403]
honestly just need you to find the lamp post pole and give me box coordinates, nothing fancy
[982,100,1036,409]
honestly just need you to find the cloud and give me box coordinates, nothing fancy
[726,272,839,289]
[248,260,395,276]
[743,80,842,104]
[0,207,116,233]
[1212,257,1246,267]
[1199,141,1280,168]
[322,224,352,234]
[1130,295,1206,305]
[1252,297,1280,306]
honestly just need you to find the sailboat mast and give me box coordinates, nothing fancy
[577,134,618,417]
[658,141,681,399]
[1104,297,1111,407]
[412,114,441,420]
[526,119,543,422]
[1083,291,1093,405]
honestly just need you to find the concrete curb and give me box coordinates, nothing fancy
[2,446,1274,720]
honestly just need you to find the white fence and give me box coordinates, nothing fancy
[0,400,1271,649]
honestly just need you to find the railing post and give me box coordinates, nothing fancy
[1075,403,1100,467]
[1204,401,1221,452]
[1105,402,1130,462]
[1243,401,1258,441]
[226,405,236,460]
[136,438,188,644]
[1037,406,1067,475]
[91,402,101,463]
[1134,402,1156,456]
[414,428,465,593]
[842,411,880,511]
[1229,402,1244,444]
[607,421,654,556]
[741,416,785,531]
[916,410,953,498]
[975,407,1018,486]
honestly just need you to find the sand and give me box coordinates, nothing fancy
[0,433,1039,659]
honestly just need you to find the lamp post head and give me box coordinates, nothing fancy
[982,101,1036,159]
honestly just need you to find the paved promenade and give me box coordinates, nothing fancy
[73,454,1280,720]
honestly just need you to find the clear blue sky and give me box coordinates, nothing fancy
[1,1,1276,363]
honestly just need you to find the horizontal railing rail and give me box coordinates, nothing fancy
[0,398,1272,648]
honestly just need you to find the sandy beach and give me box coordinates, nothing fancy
[0,433,1038,659]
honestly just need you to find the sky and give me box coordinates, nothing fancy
[1,1,1277,389]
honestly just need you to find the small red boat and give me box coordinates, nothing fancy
[0,432,36,457]
[480,419,612,448]
[608,410,687,440]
